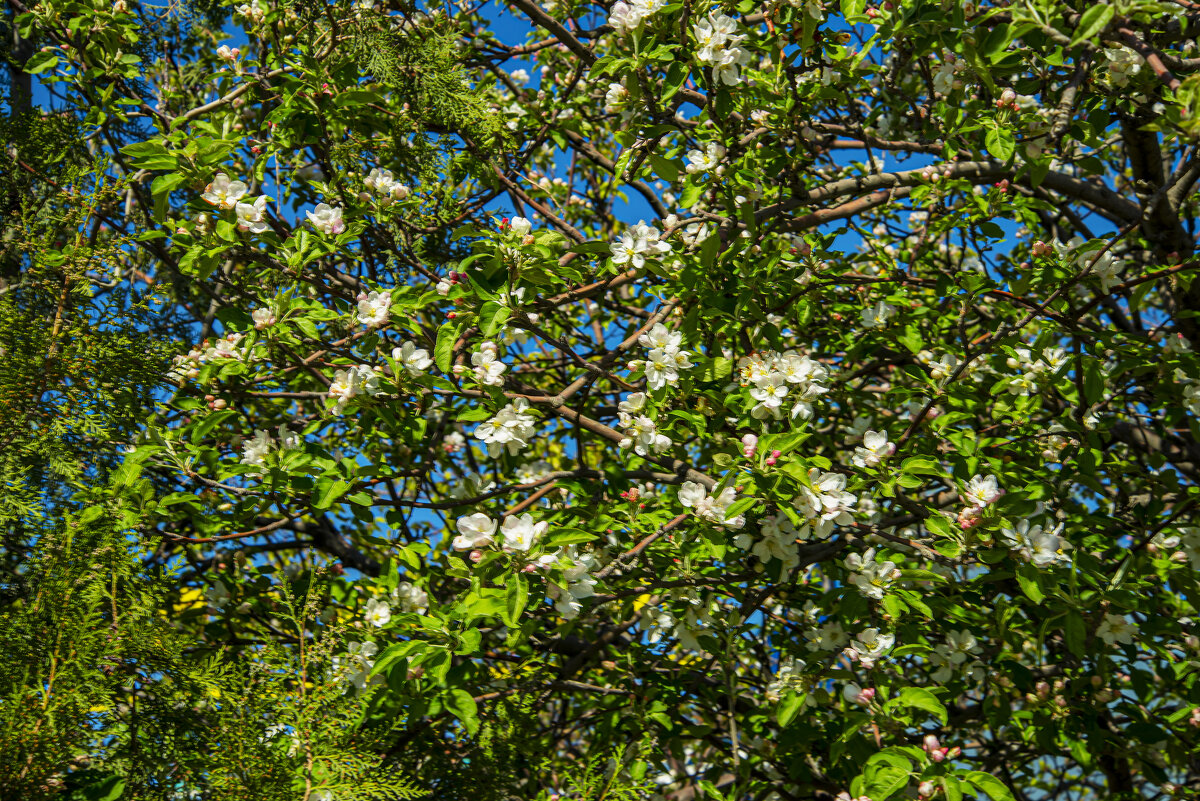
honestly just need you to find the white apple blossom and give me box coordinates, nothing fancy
[645,348,680,390]
[1001,519,1072,567]
[277,425,301,450]
[852,430,896,468]
[235,196,269,233]
[500,513,547,552]
[861,300,895,328]
[792,469,857,539]
[393,341,433,375]
[1096,613,1137,646]
[454,513,498,550]
[639,323,682,352]
[844,548,901,600]
[201,173,247,210]
[236,0,265,23]
[328,364,381,413]
[473,398,538,457]
[961,474,1003,510]
[306,203,345,235]
[356,291,391,327]
[251,307,276,329]
[363,598,391,628]
[333,640,379,691]
[685,142,726,174]
[734,513,803,570]
[508,216,532,236]
[241,429,273,469]
[678,481,746,529]
[617,413,672,457]
[806,620,849,652]
[848,627,895,668]
[692,14,752,85]
[608,0,665,34]
[364,167,409,201]
[471,341,507,386]
[392,581,428,613]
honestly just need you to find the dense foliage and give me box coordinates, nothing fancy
[3,0,1200,799]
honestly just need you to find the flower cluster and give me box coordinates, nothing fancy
[860,300,895,329]
[452,512,549,553]
[611,221,671,270]
[240,424,301,470]
[844,627,894,669]
[1096,613,1137,646]
[693,13,752,86]
[201,173,247,209]
[737,349,830,420]
[392,581,428,613]
[547,547,599,618]
[678,481,745,529]
[169,332,247,382]
[685,142,725,174]
[474,398,538,457]
[792,469,856,539]
[471,341,507,387]
[851,430,895,468]
[363,167,409,202]
[734,513,805,570]
[307,203,345,236]
[393,341,433,376]
[616,392,671,456]
[328,364,381,413]
[928,629,984,682]
[1000,518,1072,568]
[636,323,695,391]
[332,641,379,691]
[996,345,1069,396]
[843,547,901,600]
[356,290,391,327]
[607,0,665,34]
[959,473,1002,518]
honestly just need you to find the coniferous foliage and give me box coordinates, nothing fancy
[5,0,1200,799]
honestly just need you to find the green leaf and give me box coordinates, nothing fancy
[151,172,186,197]
[865,765,911,800]
[985,126,1015,162]
[1069,6,1115,49]
[479,301,511,337]
[724,496,758,519]
[679,181,704,208]
[313,479,350,510]
[1015,565,1045,603]
[888,686,947,724]
[503,574,528,628]
[1082,358,1105,405]
[840,0,866,18]
[648,154,679,182]
[22,51,60,74]
[434,322,461,374]
[901,456,940,475]
[941,776,964,801]
[965,772,1016,801]
[981,23,1012,60]
[371,642,420,677]
[776,690,807,727]
[444,688,480,736]
[1063,611,1087,658]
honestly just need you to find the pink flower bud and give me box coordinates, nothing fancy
[923,734,941,752]
[469,550,484,563]
[918,781,936,798]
